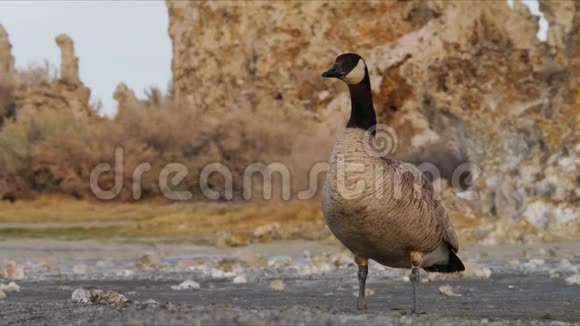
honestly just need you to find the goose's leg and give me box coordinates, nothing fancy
[410,267,420,313]
[354,256,368,311]
[409,251,424,314]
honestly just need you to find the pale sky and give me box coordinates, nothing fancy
[0,1,547,117]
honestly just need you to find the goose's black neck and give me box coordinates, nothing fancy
[346,72,376,130]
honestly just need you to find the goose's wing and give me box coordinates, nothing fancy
[418,168,460,253]
[411,166,464,272]
[382,158,460,252]
[443,220,459,253]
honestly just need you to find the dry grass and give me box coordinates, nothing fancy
[0,197,327,244]
[0,196,567,246]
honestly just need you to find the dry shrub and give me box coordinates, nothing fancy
[0,93,336,201]
[16,61,57,86]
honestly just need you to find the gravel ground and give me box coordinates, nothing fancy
[1,239,579,325]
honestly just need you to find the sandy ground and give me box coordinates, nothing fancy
[1,239,579,325]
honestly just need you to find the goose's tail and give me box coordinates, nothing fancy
[424,250,465,273]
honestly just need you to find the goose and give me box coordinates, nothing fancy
[320,53,465,313]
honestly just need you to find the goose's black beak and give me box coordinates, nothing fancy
[321,63,343,78]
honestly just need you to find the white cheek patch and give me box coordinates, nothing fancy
[342,59,366,85]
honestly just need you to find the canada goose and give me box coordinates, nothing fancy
[320,53,465,313]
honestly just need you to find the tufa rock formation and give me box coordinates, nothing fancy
[113,82,166,121]
[539,0,577,66]
[113,82,140,121]
[113,82,139,108]
[13,33,92,120]
[55,34,81,85]
[0,24,16,126]
[166,0,579,233]
[0,24,15,76]
[166,1,422,113]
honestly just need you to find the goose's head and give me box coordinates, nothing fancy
[321,53,368,85]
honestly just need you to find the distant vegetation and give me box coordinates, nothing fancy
[0,66,333,202]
